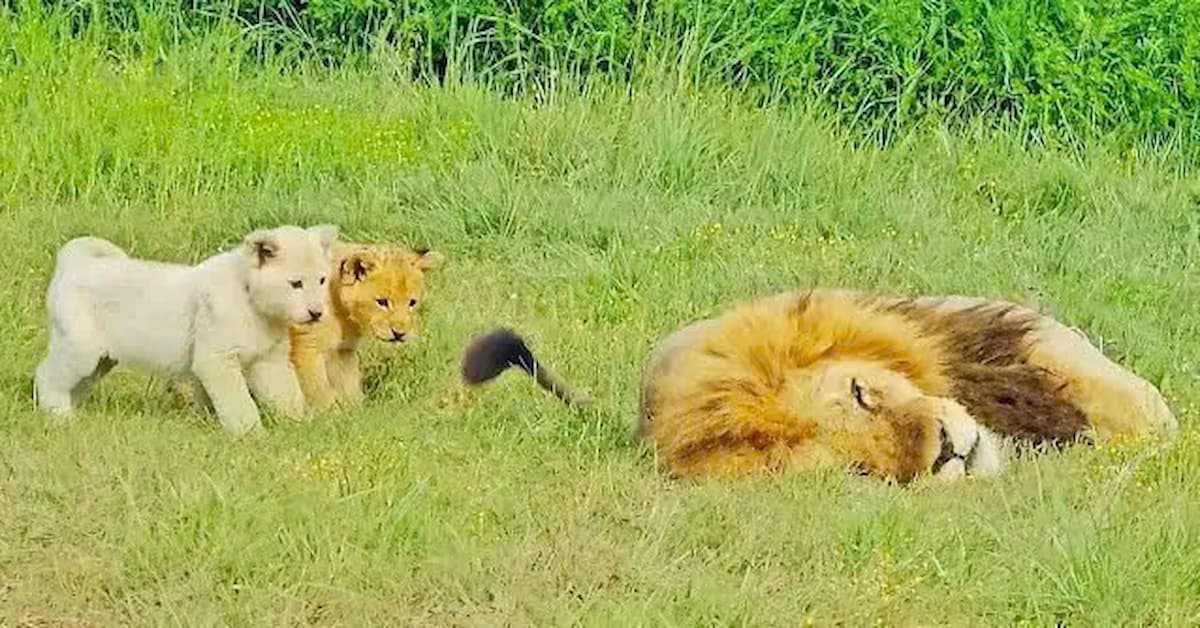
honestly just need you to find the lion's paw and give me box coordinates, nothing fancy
[932,400,1004,480]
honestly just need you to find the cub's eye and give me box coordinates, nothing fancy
[850,378,873,411]
[289,280,303,289]
[408,299,418,308]
[319,276,327,285]
[376,298,389,308]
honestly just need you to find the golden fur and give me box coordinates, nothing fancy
[637,290,1174,481]
[290,242,441,411]
[462,288,1176,483]
[638,292,1001,481]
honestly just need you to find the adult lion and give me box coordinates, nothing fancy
[461,289,1176,483]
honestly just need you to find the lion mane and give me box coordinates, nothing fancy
[461,289,1176,483]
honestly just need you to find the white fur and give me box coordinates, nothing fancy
[933,398,1004,480]
[34,225,339,435]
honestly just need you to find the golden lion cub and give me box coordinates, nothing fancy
[460,289,1176,484]
[290,242,441,411]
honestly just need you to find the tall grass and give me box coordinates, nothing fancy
[2,5,1200,625]
[10,0,1200,146]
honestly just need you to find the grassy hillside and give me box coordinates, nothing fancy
[2,8,1200,625]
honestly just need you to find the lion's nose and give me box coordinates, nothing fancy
[307,309,323,322]
[390,329,406,342]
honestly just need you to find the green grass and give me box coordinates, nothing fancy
[3,13,1200,626]
[13,0,1200,147]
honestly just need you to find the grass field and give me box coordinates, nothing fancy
[4,11,1200,626]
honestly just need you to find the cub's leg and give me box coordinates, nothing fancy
[1024,317,1176,440]
[290,331,336,412]
[35,322,109,417]
[248,343,308,420]
[192,353,261,435]
[326,348,364,408]
[169,375,214,412]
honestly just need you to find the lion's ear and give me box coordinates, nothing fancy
[339,250,377,285]
[413,248,443,271]
[243,229,279,267]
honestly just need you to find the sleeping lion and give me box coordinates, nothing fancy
[460,289,1177,483]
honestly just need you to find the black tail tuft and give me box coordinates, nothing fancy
[460,328,591,407]
[461,328,536,385]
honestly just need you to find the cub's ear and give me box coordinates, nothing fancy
[413,247,444,271]
[307,224,340,254]
[339,249,378,285]
[243,229,279,267]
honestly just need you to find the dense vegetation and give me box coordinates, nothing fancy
[11,0,1200,146]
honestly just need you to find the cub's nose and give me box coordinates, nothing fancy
[307,309,323,322]
[389,329,407,342]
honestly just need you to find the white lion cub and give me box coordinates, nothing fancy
[34,224,339,435]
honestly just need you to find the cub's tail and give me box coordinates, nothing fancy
[56,237,128,267]
[460,328,592,407]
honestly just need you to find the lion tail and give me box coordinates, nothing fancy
[56,237,128,268]
[460,328,592,407]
